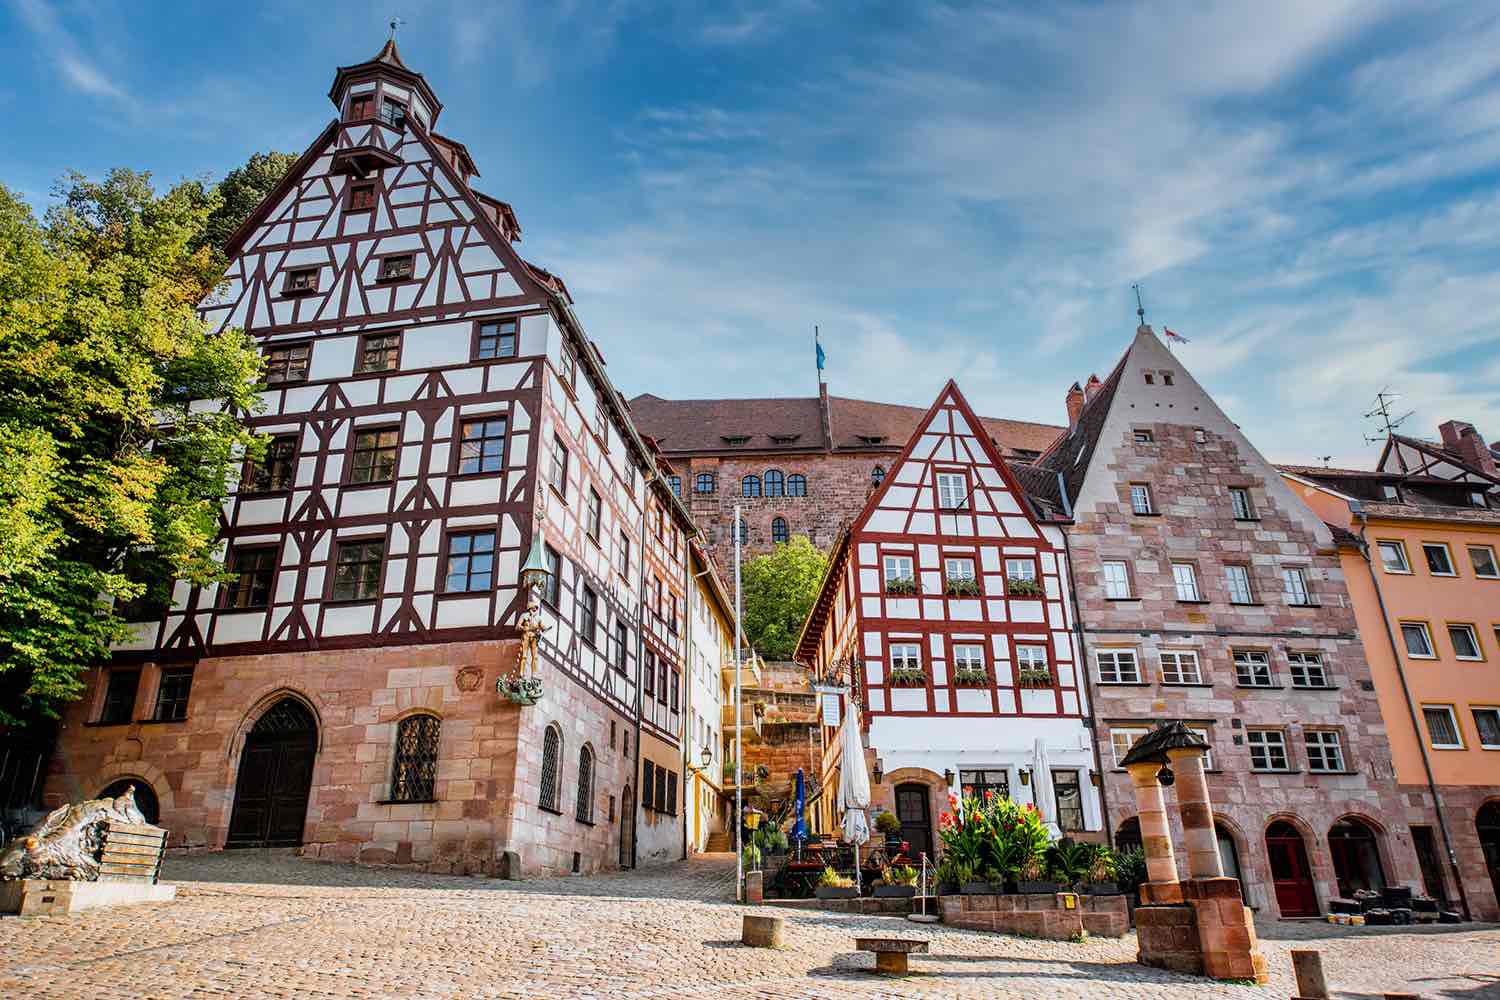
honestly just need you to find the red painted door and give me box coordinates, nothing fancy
[1266,822,1318,917]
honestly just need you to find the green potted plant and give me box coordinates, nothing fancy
[873,863,919,898]
[1017,664,1053,688]
[814,865,858,900]
[1115,846,1147,903]
[1015,855,1060,894]
[742,843,762,872]
[874,810,903,851]
[887,665,928,687]
[1006,577,1045,597]
[944,577,982,597]
[1044,838,1094,891]
[1083,844,1121,895]
[884,576,919,596]
[952,665,990,687]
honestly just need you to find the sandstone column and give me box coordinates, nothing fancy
[1126,761,1181,903]
[1166,747,1222,879]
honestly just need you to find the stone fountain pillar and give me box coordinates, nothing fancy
[1125,761,1182,905]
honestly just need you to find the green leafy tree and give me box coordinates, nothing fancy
[740,535,828,661]
[0,170,264,724]
[197,151,297,254]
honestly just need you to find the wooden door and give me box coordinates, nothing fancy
[619,785,635,869]
[1411,826,1448,905]
[894,783,933,861]
[1266,821,1318,917]
[1478,803,1500,912]
[227,699,316,848]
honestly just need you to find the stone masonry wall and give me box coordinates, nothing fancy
[1074,421,1421,916]
[46,638,635,878]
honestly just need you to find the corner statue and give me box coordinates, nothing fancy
[517,599,550,676]
[0,784,151,881]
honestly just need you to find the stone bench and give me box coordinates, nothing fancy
[854,936,929,974]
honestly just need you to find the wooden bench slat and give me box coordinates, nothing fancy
[103,832,166,846]
[106,821,165,837]
[100,843,163,859]
[99,865,157,877]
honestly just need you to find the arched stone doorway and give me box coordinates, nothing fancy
[1266,819,1318,917]
[226,698,317,848]
[1329,817,1387,897]
[894,782,933,860]
[619,784,635,869]
[99,779,160,826]
[1114,816,1142,852]
[1477,801,1500,912]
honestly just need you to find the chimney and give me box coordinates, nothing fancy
[818,382,833,452]
[1083,373,1102,402]
[1065,382,1085,426]
[1439,420,1498,477]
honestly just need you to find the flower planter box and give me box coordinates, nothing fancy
[1017,881,1062,894]
[887,674,928,688]
[815,886,859,900]
[872,885,917,898]
[952,672,990,688]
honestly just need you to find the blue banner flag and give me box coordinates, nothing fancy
[816,339,826,371]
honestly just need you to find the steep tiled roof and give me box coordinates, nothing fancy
[626,393,1064,458]
[1036,351,1129,505]
[1006,462,1069,522]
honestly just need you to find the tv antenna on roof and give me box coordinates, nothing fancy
[1363,388,1413,445]
[1318,455,1332,468]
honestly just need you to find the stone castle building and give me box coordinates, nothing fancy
[629,384,1062,568]
[1038,324,1420,917]
[45,42,696,877]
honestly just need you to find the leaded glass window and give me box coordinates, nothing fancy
[575,745,595,822]
[764,469,785,497]
[540,724,563,812]
[458,418,506,475]
[390,714,440,802]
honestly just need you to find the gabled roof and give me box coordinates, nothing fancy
[1036,348,1130,505]
[1380,433,1500,486]
[626,393,1063,458]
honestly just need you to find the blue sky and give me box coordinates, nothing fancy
[5,1,1500,466]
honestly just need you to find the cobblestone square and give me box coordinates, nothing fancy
[2,853,1497,999]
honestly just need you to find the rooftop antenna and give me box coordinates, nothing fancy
[1363,388,1415,472]
[1133,283,1147,327]
[1318,455,1332,468]
[388,16,405,40]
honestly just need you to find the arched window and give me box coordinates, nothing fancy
[736,519,749,545]
[771,517,789,544]
[540,723,563,812]
[575,744,595,822]
[871,465,886,486]
[764,470,785,497]
[787,473,807,497]
[1114,816,1142,852]
[742,475,761,498]
[694,473,716,494]
[390,713,441,802]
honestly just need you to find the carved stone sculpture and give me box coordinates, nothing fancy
[517,599,550,677]
[0,784,148,881]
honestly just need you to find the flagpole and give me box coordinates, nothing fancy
[815,325,822,386]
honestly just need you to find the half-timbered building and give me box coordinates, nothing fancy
[799,381,1103,860]
[44,42,694,877]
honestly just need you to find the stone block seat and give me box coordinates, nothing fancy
[854,936,929,974]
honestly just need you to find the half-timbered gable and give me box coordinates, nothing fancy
[51,42,693,880]
[800,381,1103,855]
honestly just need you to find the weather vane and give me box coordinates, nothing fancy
[389,16,405,40]
[1133,283,1147,326]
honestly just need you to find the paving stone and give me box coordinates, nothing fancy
[0,852,1496,999]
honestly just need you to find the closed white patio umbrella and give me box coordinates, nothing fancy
[839,695,871,889]
[1033,737,1061,840]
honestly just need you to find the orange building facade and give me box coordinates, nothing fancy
[1283,421,1500,920]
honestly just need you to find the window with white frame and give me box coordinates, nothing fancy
[1172,562,1201,601]
[1401,622,1436,658]
[1110,727,1149,767]
[952,644,987,680]
[944,557,976,581]
[1101,560,1132,599]
[1288,651,1330,688]
[1304,730,1346,773]
[1230,487,1255,520]
[1469,545,1499,579]
[1423,543,1456,576]
[1004,557,1037,582]
[1422,705,1463,749]
[1448,623,1483,660]
[1160,650,1202,684]
[1097,648,1141,684]
[1247,729,1291,771]
[936,472,968,509]
[1377,540,1410,573]
[1472,707,1500,749]
[1129,483,1153,515]
[883,554,915,590]
[1281,567,1312,605]
[889,642,922,672]
[1233,649,1274,687]
[1015,645,1051,685]
[1225,564,1254,604]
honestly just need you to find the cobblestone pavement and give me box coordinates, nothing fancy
[2,852,1498,999]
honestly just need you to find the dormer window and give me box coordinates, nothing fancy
[380,98,407,130]
[1471,491,1488,509]
[282,268,319,296]
[1161,371,1175,386]
[378,254,414,282]
[857,434,886,445]
[347,183,376,212]
[769,434,801,445]
[348,94,373,121]
[721,435,750,446]
[1381,484,1401,501]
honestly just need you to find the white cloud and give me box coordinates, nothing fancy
[12,0,133,104]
